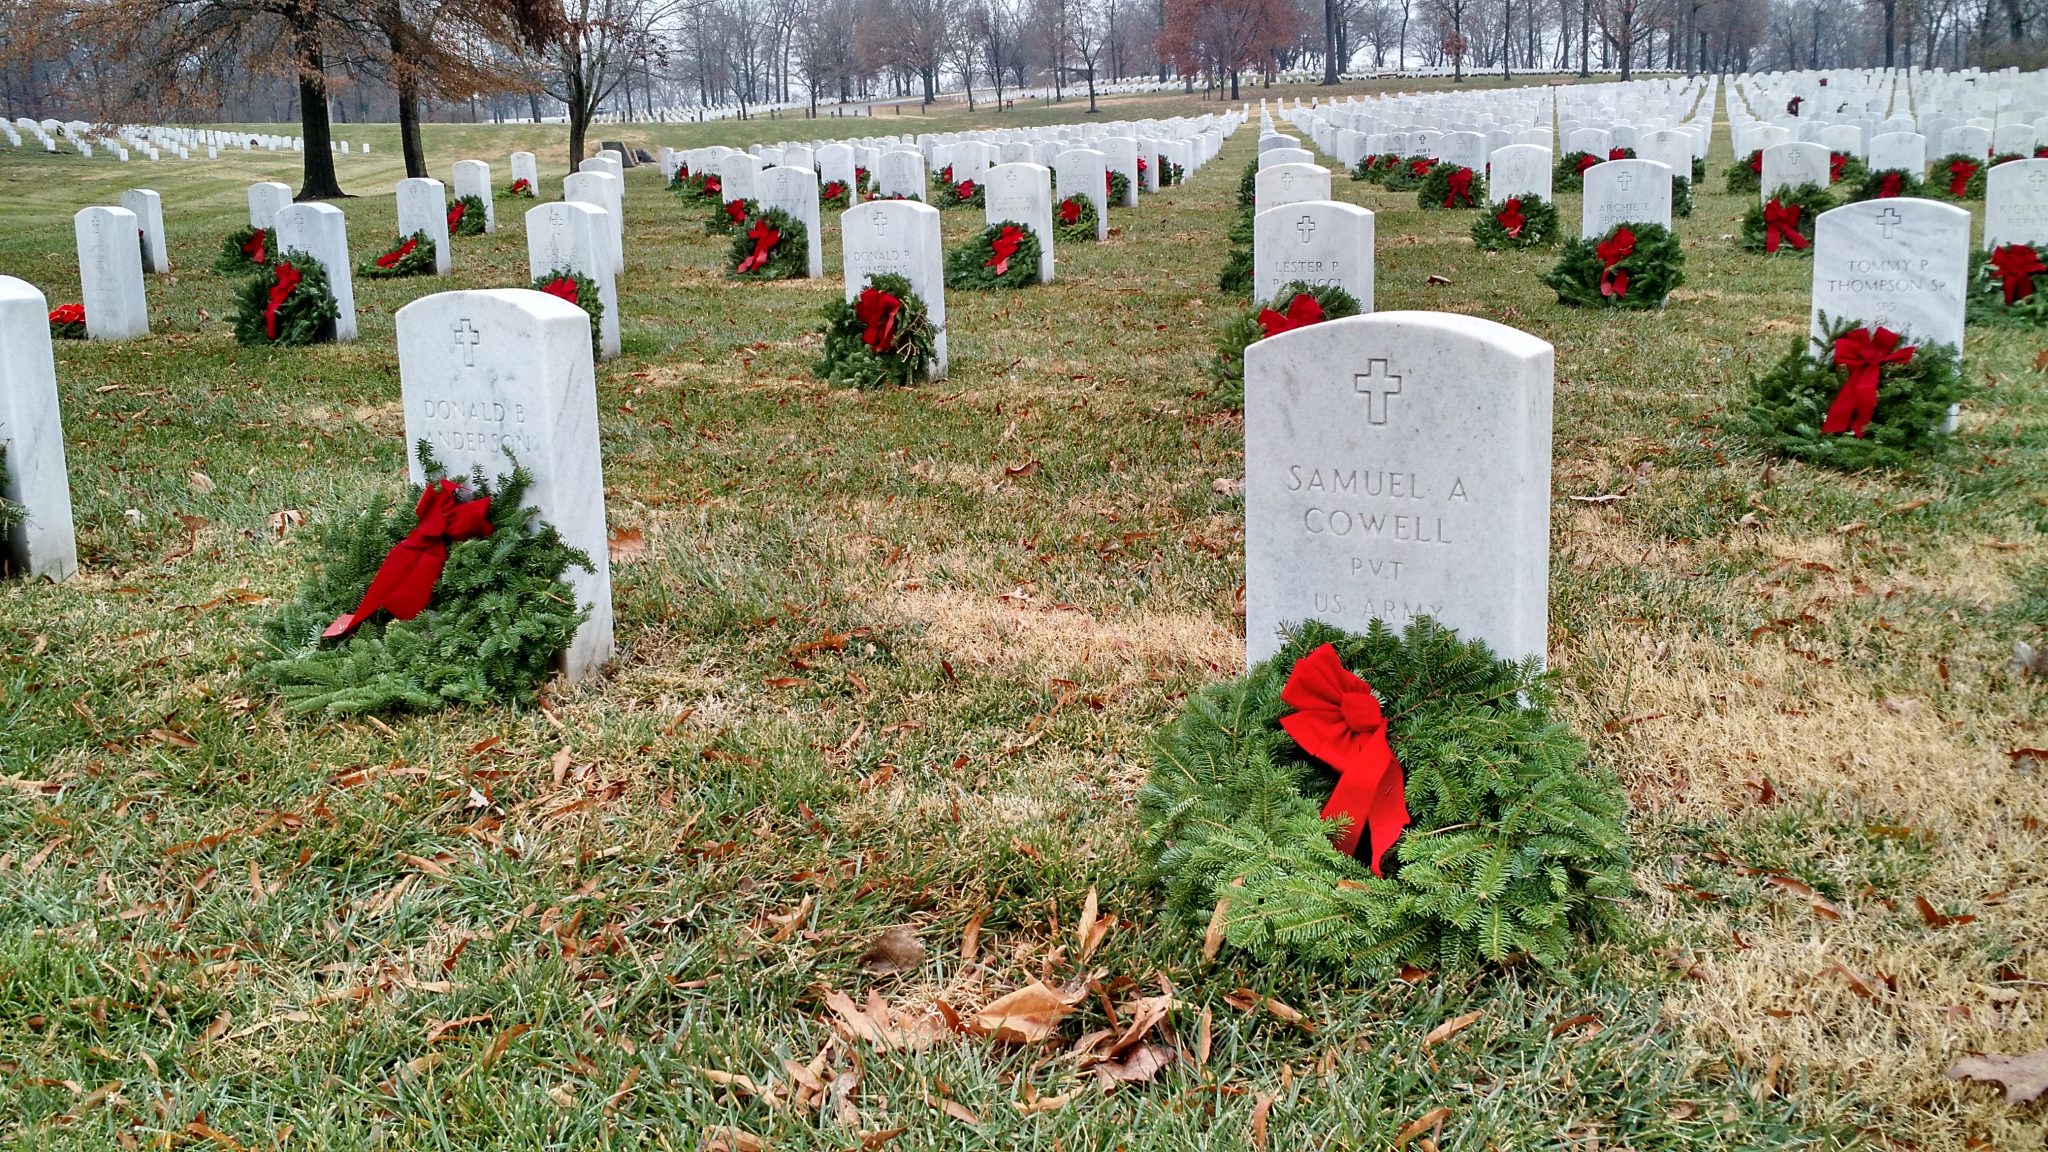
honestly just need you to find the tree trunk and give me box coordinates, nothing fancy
[1229,69,1239,99]
[289,13,344,200]
[1501,0,1510,79]
[1322,0,1340,83]
[1578,0,1589,75]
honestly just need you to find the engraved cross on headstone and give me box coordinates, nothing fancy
[1353,359,1403,425]
[1876,206,1904,238]
[1280,171,1295,191]
[870,211,888,237]
[1296,214,1317,243]
[453,318,481,367]
[1614,169,1635,190]
[2031,167,2048,189]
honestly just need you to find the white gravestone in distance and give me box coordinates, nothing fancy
[1243,312,1553,667]
[0,276,78,582]
[817,143,857,196]
[395,177,453,275]
[1940,125,1991,159]
[1983,159,2048,248]
[1436,131,1488,174]
[451,159,496,233]
[74,206,149,340]
[1868,132,1927,177]
[1810,199,1970,354]
[1053,149,1110,241]
[875,150,926,201]
[1581,160,1672,239]
[1258,147,1317,171]
[718,152,761,204]
[841,200,948,381]
[1253,201,1374,309]
[395,289,613,681]
[1487,145,1552,203]
[983,162,1055,285]
[1257,134,1299,154]
[1255,163,1333,212]
[562,171,625,277]
[527,201,619,359]
[1099,137,1141,207]
[756,166,825,279]
[1762,141,1830,199]
[122,188,167,274]
[511,151,540,195]
[274,202,357,342]
[247,181,292,230]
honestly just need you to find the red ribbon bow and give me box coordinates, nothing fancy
[510,178,531,196]
[955,179,977,200]
[737,218,781,273]
[1444,166,1474,207]
[939,166,953,184]
[725,199,749,224]
[1823,326,1916,438]
[241,230,268,264]
[1279,644,1412,873]
[1575,153,1599,174]
[1990,243,2045,305]
[704,175,722,194]
[1749,151,1763,174]
[1879,171,1903,198]
[854,285,902,351]
[264,261,302,340]
[1256,292,1325,338]
[1607,147,1628,160]
[375,237,418,269]
[986,224,1025,275]
[1761,198,1809,253]
[447,201,466,231]
[539,276,580,305]
[1409,157,1434,176]
[323,479,495,639]
[825,181,845,200]
[1948,159,1979,196]
[1596,227,1635,298]
[1829,153,1846,183]
[1058,197,1082,225]
[1497,197,1526,237]
[48,303,84,325]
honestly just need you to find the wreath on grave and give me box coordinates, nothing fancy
[1349,153,1395,184]
[1381,156,1435,193]
[856,165,871,191]
[1671,177,1694,218]
[1541,222,1684,310]
[934,176,984,209]
[707,196,758,235]
[1847,167,1923,202]
[1726,148,1764,194]
[1107,169,1133,204]
[1137,156,1151,190]
[231,251,340,347]
[729,207,807,280]
[1829,151,1869,186]
[1554,150,1601,192]
[448,195,487,237]
[532,268,606,349]
[1158,156,1185,186]
[1742,314,1968,471]
[1693,156,1706,182]
[358,230,438,278]
[1218,247,1253,296]
[1968,243,2048,326]
[47,302,86,340]
[1932,153,1987,199]
[214,225,277,273]
[1992,151,2027,170]
[1738,183,1831,255]
[508,177,536,199]
[1055,194,1099,242]
[822,179,852,209]
[677,172,723,204]
[1417,162,1481,210]
[1209,281,1361,403]
[0,446,25,542]
[1137,618,1632,977]
[1237,161,1257,209]
[945,221,1039,291]
[248,447,593,717]
[816,273,938,389]
[1470,196,1560,250]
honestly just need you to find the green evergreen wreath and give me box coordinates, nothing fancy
[214,225,276,273]
[507,176,537,199]
[1541,222,1685,310]
[1829,152,1870,186]
[1158,158,1185,186]
[1381,157,1434,192]
[706,196,758,235]
[933,174,985,209]
[815,272,938,389]
[47,303,86,340]
[231,251,340,347]
[1552,151,1601,192]
[1692,156,1706,182]
[1349,153,1398,184]
[1671,176,1694,218]
[1470,196,1560,250]
[357,230,437,279]
[1725,149,1763,194]
[677,172,723,204]
[1846,167,1925,202]
[1209,282,1361,403]
[1416,162,1483,210]
[821,179,853,209]
[1930,152,1988,200]
[449,194,487,237]
[1107,169,1133,204]
[531,267,605,349]
[728,207,808,280]
[1738,182,1833,255]
[1742,314,1968,471]
[1991,151,2027,169]
[1137,618,1632,977]
[248,448,592,717]
[1967,244,2048,327]
[0,446,26,542]
[1236,161,1257,208]
[1054,194,1100,242]
[944,221,1041,291]
[1218,247,1253,296]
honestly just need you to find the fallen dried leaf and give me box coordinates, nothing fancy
[858,926,925,975]
[703,1125,768,1152]
[970,981,1084,1044]
[1948,1050,2048,1103]
[1251,1093,1273,1148]
[1914,894,1976,929]
[607,528,647,564]
[1422,1010,1482,1049]
[940,1100,981,1125]
[1395,1106,1452,1147]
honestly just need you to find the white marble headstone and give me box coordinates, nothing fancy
[1255,164,1332,212]
[395,177,453,275]
[451,159,496,233]
[247,181,291,230]
[562,171,625,276]
[718,152,762,203]
[755,166,825,279]
[121,188,167,274]
[1810,199,1970,353]
[510,151,541,195]
[526,201,619,359]
[1258,147,1317,171]
[275,202,357,342]
[1098,137,1141,207]
[74,206,149,340]
[1581,160,1673,238]
[1762,141,1830,198]
[841,199,948,380]
[875,150,926,201]
[1868,132,1927,176]
[983,162,1054,285]
[1253,201,1374,309]
[0,276,77,581]
[1053,149,1109,241]
[1488,145,1552,202]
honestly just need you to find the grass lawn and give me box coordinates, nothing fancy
[1,80,2043,1151]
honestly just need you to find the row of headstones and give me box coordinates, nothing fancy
[1,118,347,161]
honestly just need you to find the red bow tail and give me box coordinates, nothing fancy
[1497,197,1525,237]
[447,202,465,231]
[242,231,268,264]
[1824,327,1916,438]
[986,226,1024,276]
[323,480,495,638]
[738,220,781,273]
[1990,244,2046,305]
[1445,167,1473,207]
[1278,644,1411,873]
[1256,292,1326,338]
[1596,228,1636,299]
[1762,199,1808,253]
[1880,172,1903,197]
[1949,161,1978,197]
[264,262,302,340]
[854,287,902,351]
[375,238,417,269]
[540,276,580,305]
